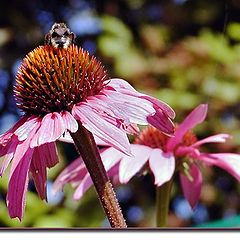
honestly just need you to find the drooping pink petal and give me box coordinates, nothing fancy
[8,121,40,178]
[94,135,112,146]
[147,110,175,136]
[99,90,156,125]
[198,153,240,181]
[167,104,208,151]
[92,109,139,135]
[6,147,34,220]
[73,173,93,200]
[85,95,121,121]
[52,158,87,194]
[106,79,176,135]
[106,78,139,94]
[149,149,175,186]
[0,143,8,157]
[0,116,28,146]
[53,147,123,197]
[175,146,200,158]
[86,95,118,117]
[9,137,33,177]
[0,136,18,176]
[107,162,121,183]
[140,95,175,119]
[61,111,78,133]
[14,116,41,141]
[85,96,133,132]
[85,89,155,126]
[72,103,131,155]
[101,147,124,171]
[30,112,65,147]
[29,142,58,200]
[191,134,231,148]
[180,164,202,209]
[119,144,152,183]
[30,147,47,200]
[41,142,59,168]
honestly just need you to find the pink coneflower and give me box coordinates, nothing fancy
[53,104,240,210]
[0,24,174,222]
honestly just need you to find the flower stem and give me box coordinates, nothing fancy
[70,121,127,228]
[156,179,173,227]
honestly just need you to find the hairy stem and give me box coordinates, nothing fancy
[70,121,127,228]
[156,179,173,227]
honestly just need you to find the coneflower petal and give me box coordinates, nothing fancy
[147,110,175,136]
[0,137,18,176]
[119,144,152,183]
[167,104,208,151]
[72,103,131,155]
[73,173,93,200]
[30,112,65,147]
[43,142,59,168]
[30,147,47,200]
[101,90,156,125]
[61,111,78,133]
[101,147,124,170]
[106,79,175,135]
[107,78,175,120]
[140,95,175,119]
[14,116,41,141]
[106,78,138,93]
[0,117,28,146]
[6,147,33,220]
[10,132,35,177]
[180,164,202,209]
[198,153,240,181]
[149,150,175,186]
[52,158,86,195]
[191,134,231,148]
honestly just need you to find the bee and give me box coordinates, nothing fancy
[45,23,76,49]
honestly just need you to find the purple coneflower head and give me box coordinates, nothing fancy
[14,44,175,153]
[14,45,107,115]
[53,104,240,209]
[0,41,175,220]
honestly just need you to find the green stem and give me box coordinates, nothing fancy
[156,179,173,227]
[70,121,127,228]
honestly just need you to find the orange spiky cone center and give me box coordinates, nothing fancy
[14,45,108,115]
[134,126,169,151]
[134,126,197,152]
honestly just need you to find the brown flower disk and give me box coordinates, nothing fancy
[135,126,197,152]
[14,45,108,115]
[134,126,169,151]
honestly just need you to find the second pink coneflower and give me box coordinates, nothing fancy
[54,104,240,226]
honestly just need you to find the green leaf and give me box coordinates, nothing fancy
[200,30,236,64]
[227,22,240,41]
[101,15,133,42]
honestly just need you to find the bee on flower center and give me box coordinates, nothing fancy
[15,23,107,115]
[45,22,76,48]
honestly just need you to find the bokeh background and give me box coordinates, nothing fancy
[1,0,240,228]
